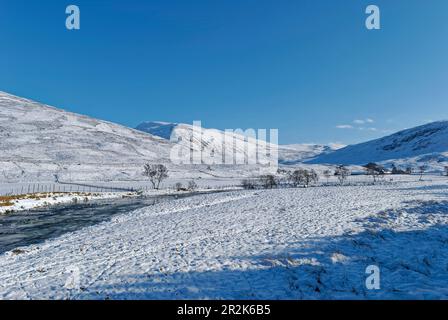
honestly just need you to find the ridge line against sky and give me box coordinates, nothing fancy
[1,0,448,144]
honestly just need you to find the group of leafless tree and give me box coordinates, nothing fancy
[242,168,320,190]
[241,165,355,190]
[143,163,201,192]
[175,180,198,192]
[241,175,278,190]
[391,164,412,175]
[143,161,445,192]
[287,169,319,187]
[364,162,435,183]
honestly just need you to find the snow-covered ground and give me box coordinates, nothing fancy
[0,192,135,215]
[0,177,243,197]
[1,175,447,299]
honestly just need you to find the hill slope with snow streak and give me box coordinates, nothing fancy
[136,121,340,164]
[309,121,448,170]
[0,92,171,182]
[137,121,278,165]
[0,92,278,183]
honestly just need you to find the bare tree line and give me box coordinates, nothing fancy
[241,161,448,190]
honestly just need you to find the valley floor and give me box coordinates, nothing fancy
[1,176,448,299]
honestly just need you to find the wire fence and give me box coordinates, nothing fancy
[0,181,244,197]
[0,183,137,196]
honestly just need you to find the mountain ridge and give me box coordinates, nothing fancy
[309,120,448,168]
[135,121,343,163]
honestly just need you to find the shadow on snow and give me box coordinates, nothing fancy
[79,199,448,300]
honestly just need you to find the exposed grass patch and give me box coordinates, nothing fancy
[0,201,14,207]
[11,249,26,255]
[0,192,102,209]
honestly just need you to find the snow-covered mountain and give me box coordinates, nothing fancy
[309,121,448,171]
[135,121,340,163]
[137,121,279,167]
[135,121,178,140]
[7,90,446,184]
[0,92,277,183]
[0,92,172,182]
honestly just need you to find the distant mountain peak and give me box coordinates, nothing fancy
[136,121,344,163]
[135,121,178,140]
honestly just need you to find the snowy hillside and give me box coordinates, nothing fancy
[136,121,340,164]
[0,92,277,184]
[141,121,278,168]
[279,143,345,164]
[309,121,448,171]
[0,92,172,182]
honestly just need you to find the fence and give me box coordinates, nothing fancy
[0,181,244,197]
[0,182,137,196]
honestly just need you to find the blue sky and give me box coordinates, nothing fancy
[1,0,448,144]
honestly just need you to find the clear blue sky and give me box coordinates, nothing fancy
[1,0,448,144]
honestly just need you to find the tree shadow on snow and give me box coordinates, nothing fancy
[80,200,448,300]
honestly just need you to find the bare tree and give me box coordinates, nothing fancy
[304,169,319,187]
[364,162,385,184]
[288,169,302,187]
[418,164,427,181]
[335,165,350,186]
[260,174,277,189]
[323,169,332,184]
[188,180,198,191]
[444,166,448,177]
[275,169,290,187]
[241,179,257,190]
[288,169,306,187]
[143,164,169,189]
[175,182,184,191]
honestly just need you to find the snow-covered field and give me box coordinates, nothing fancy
[0,192,135,215]
[1,175,447,300]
